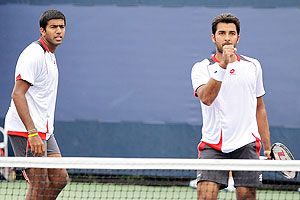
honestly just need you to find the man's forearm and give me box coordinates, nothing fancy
[257,108,271,151]
[12,93,35,131]
[197,78,222,106]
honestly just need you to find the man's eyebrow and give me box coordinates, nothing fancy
[217,30,236,33]
[49,24,65,26]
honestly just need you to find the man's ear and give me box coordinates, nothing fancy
[40,27,46,37]
[237,35,240,44]
[211,34,216,44]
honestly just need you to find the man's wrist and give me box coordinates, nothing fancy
[27,128,37,135]
[209,65,226,82]
[28,133,39,138]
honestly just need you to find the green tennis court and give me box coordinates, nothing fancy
[1,180,299,200]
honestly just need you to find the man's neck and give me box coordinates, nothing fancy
[41,37,56,53]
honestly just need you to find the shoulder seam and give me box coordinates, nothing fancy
[239,55,252,62]
[207,57,215,65]
[32,40,46,53]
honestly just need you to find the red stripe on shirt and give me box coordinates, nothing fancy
[39,38,50,53]
[198,129,223,158]
[252,133,261,157]
[197,142,206,158]
[203,129,223,151]
[7,131,46,140]
[46,120,49,133]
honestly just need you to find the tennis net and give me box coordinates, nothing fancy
[0,157,299,199]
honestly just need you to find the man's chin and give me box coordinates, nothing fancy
[54,41,63,46]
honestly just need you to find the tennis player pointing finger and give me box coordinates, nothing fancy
[191,13,271,200]
[4,10,68,199]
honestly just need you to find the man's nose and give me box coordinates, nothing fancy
[225,33,230,41]
[56,27,62,33]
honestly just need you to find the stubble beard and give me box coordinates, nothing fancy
[217,46,223,54]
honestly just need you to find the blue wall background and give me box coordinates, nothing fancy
[0,1,299,159]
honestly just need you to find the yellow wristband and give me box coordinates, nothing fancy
[28,133,39,138]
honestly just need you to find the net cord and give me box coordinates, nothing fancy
[0,157,300,171]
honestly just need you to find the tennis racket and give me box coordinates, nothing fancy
[270,143,297,179]
[0,127,16,182]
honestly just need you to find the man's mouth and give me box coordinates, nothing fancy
[223,42,232,46]
[55,36,62,41]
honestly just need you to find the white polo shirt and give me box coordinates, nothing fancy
[5,38,58,140]
[191,54,265,153]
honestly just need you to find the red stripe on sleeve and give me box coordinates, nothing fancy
[16,74,21,81]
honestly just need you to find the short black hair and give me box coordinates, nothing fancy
[212,13,240,35]
[40,9,66,30]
